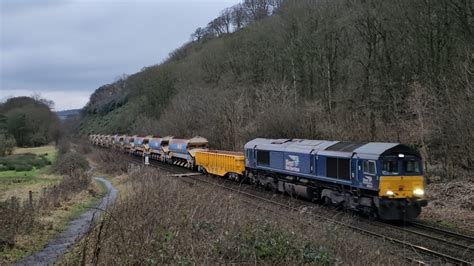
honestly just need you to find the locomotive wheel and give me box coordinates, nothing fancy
[368,210,378,221]
[323,196,332,206]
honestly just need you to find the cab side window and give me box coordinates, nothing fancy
[257,150,270,166]
[363,160,376,175]
[246,149,252,160]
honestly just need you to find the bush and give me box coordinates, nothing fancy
[215,223,333,264]
[89,148,128,175]
[0,153,49,172]
[57,139,71,155]
[13,164,33,172]
[51,151,89,176]
[0,197,36,249]
[0,134,16,156]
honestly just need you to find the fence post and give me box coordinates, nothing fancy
[29,190,33,208]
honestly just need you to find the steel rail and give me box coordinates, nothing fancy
[409,222,474,242]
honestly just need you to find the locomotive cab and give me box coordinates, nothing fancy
[374,147,428,220]
[379,154,425,199]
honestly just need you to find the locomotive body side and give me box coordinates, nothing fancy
[244,138,427,220]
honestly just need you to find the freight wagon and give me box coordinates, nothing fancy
[168,137,209,168]
[195,150,245,180]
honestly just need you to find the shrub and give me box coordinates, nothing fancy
[0,134,16,156]
[0,197,36,249]
[57,139,71,155]
[13,164,33,172]
[89,148,128,175]
[51,151,89,176]
[0,153,49,172]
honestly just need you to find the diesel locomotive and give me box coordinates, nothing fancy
[89,134,427,220]
[243,139,427,220]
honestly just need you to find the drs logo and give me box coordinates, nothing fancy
[363,175,373,188]
[285,155,300,172]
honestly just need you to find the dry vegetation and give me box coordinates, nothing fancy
[0,145,97,264]
[63,167,403,265]
[0,174,97,264]
[422,176,474,231]
[88,148,130,176]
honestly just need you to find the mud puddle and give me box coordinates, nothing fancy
[15,177,117,265]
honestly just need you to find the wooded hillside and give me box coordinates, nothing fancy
[80,0,473,179]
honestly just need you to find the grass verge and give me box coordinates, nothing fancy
[0,178,106,264]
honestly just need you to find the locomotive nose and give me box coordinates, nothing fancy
[379,175,425,198]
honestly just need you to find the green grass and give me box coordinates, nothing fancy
[95,178,108,195]
[66,179,108,220]
[0,145,59,201]
[13,145,57,161]
[0,169,39,179]
[0,145,57,173]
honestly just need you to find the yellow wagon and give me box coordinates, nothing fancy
[195,150,245,180]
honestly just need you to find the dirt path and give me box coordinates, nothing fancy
[15,177,117,265]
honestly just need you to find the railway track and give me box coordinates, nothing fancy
[409,221,474,243]
[126,154,472,265]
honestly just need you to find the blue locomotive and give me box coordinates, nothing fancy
[244,138,427,220]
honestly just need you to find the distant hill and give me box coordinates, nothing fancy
[56,109,81,120]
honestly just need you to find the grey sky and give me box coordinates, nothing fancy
[0,0,237,110]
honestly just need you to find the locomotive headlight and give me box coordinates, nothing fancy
[413,188,424,196]
[386,190,394,196]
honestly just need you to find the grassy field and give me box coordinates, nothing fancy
[12,145,57,162]
[0,145,58,201]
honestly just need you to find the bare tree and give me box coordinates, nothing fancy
[220,8,233,34]
[191,27,206,41]
[207,17,227,36]
[231,4,248,29]
[407,82,435,170]
[243,0,271,21]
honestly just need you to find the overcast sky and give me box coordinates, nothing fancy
[0,0,237,111]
